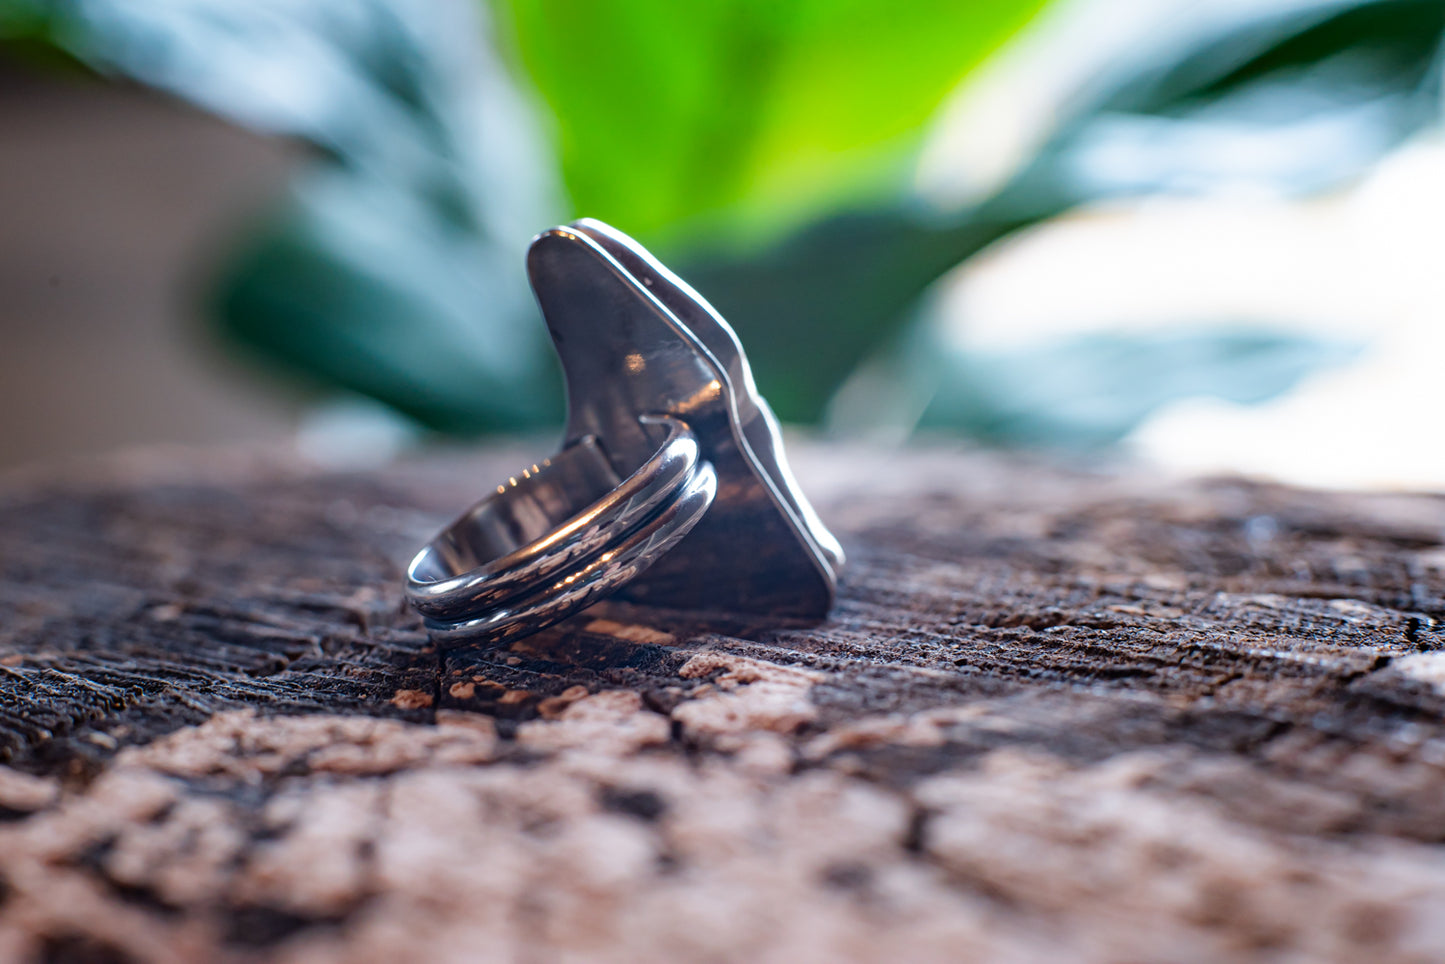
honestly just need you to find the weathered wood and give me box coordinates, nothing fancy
[1,442,1445,962]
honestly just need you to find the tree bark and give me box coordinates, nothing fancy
[1,442,1444,963]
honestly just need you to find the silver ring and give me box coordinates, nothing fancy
[404,219,843,648]
[407,416,716,644]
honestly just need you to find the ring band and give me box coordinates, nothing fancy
[406,415,716,644]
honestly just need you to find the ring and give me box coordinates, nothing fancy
[405,219,843,647]
[407,416,716,644]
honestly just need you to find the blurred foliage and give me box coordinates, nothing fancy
[833,324,1364,449]
[3,0,1444,445]
[932,329,1361,449]
[3,0,565,432]
[494,0,1046,242]
[690,0,1445,424]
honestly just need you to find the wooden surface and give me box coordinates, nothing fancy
[2,442,1445,963]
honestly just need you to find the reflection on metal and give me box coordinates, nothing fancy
[406,219,843,646]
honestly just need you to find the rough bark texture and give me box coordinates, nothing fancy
[2,442,1445,963]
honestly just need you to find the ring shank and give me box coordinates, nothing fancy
[422,460,716,645]
[408,435,621,585]
[407,415,714,644]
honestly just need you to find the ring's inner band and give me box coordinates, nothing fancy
[422,459,717,645]
[411,435,622,583]
[407,417,710,634]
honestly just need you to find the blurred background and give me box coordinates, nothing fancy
[1,0,1442,488]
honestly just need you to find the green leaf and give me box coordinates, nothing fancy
[683,201,1039,424]
[15,0,565,432]
[1006,0,1445,208]
[679,0,1445,425]
[493,0,1048,243]
[214,168,561,434]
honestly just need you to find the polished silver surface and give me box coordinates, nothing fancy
[422,459,716,645]
[408,415,705,620]
[529,220,844,617]
[407,219,843,646]
[406,416,714,644]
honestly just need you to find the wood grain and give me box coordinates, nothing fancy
[1,443,1444,963]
